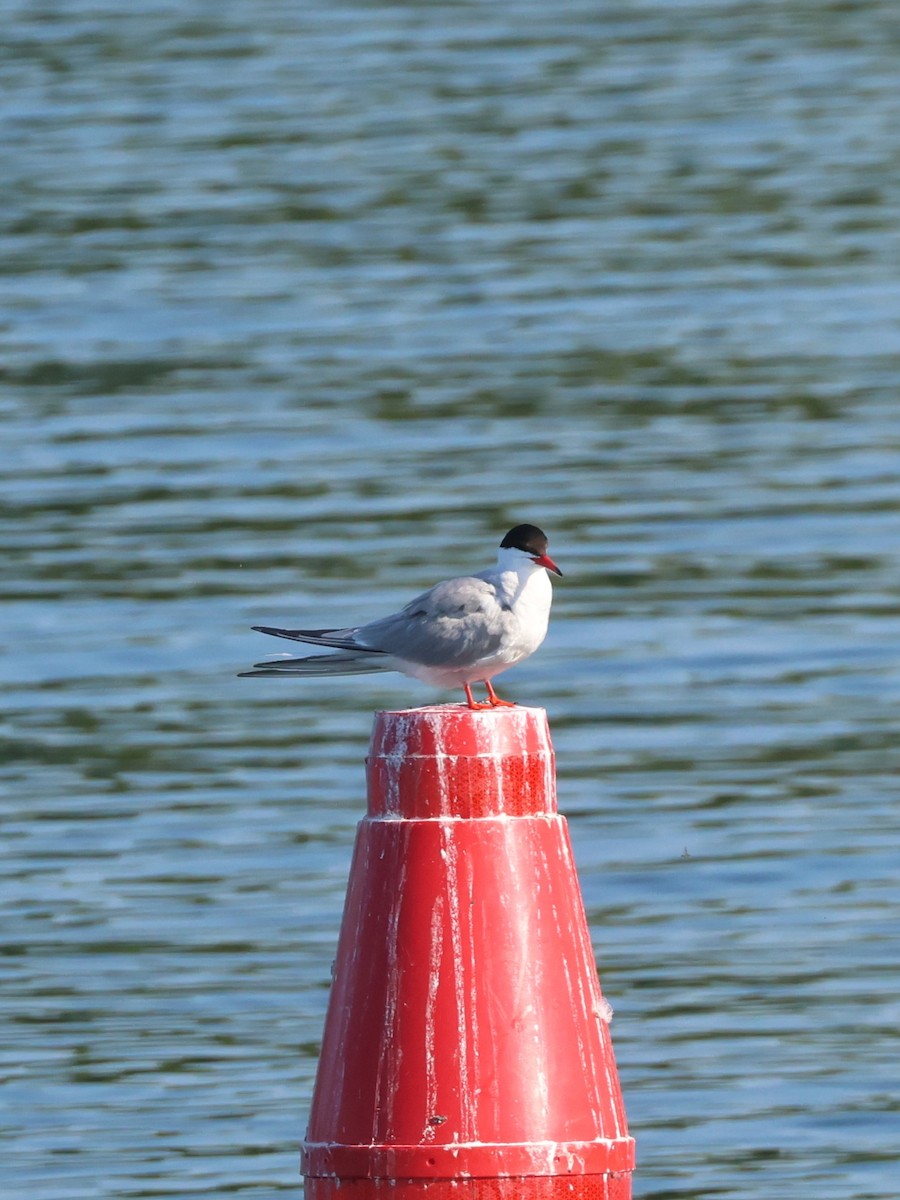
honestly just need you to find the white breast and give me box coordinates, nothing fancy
[500,565,552,661]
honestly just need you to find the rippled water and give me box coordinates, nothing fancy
[3,2,900,1197]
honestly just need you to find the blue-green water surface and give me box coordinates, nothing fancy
[2,3,900,1197]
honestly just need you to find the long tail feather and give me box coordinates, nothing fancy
[238,651,390,678]
[251,624,383,653]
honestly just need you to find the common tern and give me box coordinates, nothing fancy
[239,524,562,710]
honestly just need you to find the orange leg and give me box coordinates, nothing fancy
[464,683,493,711]
[485,680,517,708]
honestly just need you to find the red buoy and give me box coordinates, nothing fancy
[302,705,634,1198]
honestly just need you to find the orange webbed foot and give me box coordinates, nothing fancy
[463,684,494,711]
[485,681,517,708]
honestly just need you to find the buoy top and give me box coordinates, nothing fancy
[366,704,556,819]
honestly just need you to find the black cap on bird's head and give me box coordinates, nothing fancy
[500,524,563,576]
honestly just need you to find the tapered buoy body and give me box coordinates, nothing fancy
[302,705,634,1198]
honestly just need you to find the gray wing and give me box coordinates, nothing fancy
[355,575,506,667]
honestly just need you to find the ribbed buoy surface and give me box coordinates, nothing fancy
[301,705,634,1197]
